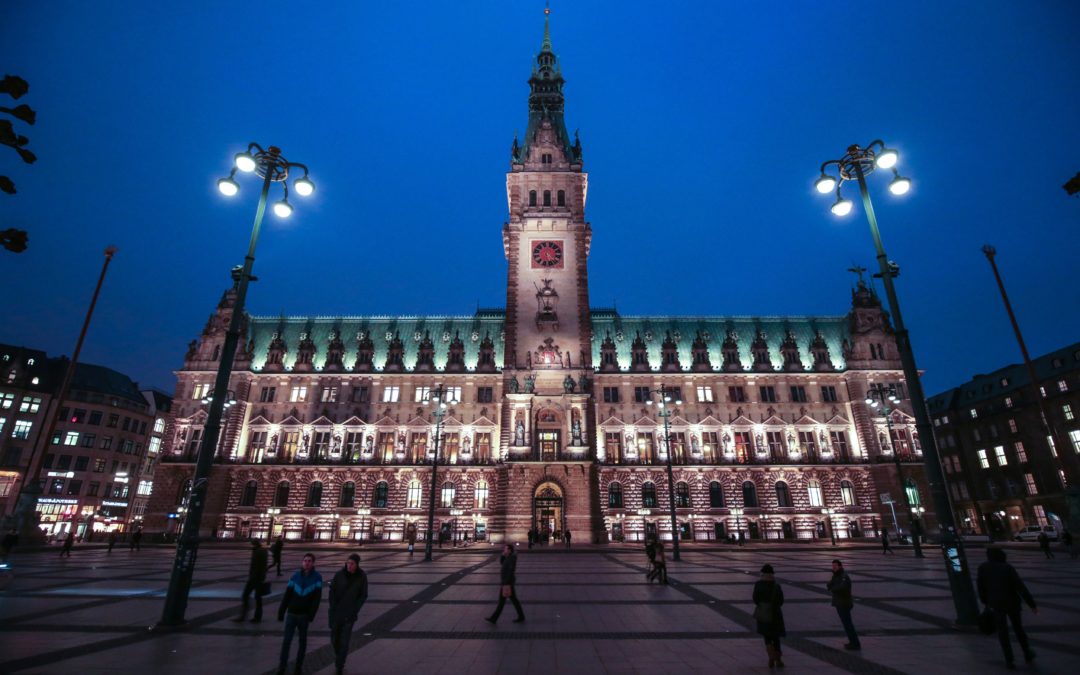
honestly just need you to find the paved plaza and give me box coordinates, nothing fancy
[0,542,1077,674]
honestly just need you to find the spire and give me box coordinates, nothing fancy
[541,3,553,53]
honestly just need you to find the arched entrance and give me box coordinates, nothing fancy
[533,482,565,542]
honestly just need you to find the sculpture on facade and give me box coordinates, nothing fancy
[524,374,535,393]
[515,418,526,446]
[563,374,576,393]
[571,410,583,445]
[508,375,519,394]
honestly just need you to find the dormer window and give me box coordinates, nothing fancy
[541,153,552,164]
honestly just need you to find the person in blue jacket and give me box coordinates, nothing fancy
[277,552,323,675]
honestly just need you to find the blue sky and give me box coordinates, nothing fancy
[2,1,1078,394]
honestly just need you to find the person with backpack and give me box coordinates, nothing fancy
[328,553,368,675]
[753,564,786,668]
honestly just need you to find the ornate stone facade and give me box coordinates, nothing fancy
[145,14,934,545]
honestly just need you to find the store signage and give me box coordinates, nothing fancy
[636,509,652,516]
[449,509,465,516]
[47,471,75,478]
[39,498,78,505]
[102,500,128,508]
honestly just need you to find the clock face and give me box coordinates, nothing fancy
[531,240,564,268]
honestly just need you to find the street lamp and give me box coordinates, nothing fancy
[424,386,449,561]
[160,143,313,627]
[644,384,683,561]
[823,507,837,547]
[816,141,979,626]
[865,384,923,558]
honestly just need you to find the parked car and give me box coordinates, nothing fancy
[1013,525,1059,542]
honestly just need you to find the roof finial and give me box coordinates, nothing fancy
[542,2,553,52]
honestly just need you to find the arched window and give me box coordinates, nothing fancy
[675,481,691,508]
[642,482,658,508]
[557,189,565,206]
[807,479,824,507]
[339,481,355,508]
[775,481,792,508]
[905,478,921,507]
[840,480,856,506]
[273,481,289,507]
[608,482,623,508]
[475,480,489,509]
[406,480,422,509]
[240,480,258,507]
[306,481,323,508]
[742,481,758,508]
[543,190,552,207]
[372,481,389,508]
[529,190,537,207]
[441,481,456,507]
[709,481,725,508]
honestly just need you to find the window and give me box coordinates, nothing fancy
[89,411,103,426]
[1014,441,1028,462]
[320,386,338,403]
[633,386,650,404]
[66,480,82,496]
[100,435,113,450]
[775,481,792,508]
[599,386,620,403]
[608,482,623,507]
[1008,418,1018,433]
[74,455,89,471]
[382,386,400,403]
[675,482,691,508]
[1004,397,1013,409]
[339,481,356,508]
[789,386,807,403]
[807,479,824,507]
[759,386,777,403]
[742,481,758,507]
[305,481,323,507]
[192,383,210,400]
[728,386,747,403]
[1024,473,1038,495]
[57,455,72,470]
[642,482,658,508]
[61,431,78,446]
[709,481,725,508]
[973,428,981,442]
[12,420,31,439]
[1069,430,1080,454]
[543,190,551,207]
[406,480,422,509]
[529,190,537,207]
[153,417,165,433]
[107,414,119,428]
[697,386,714,403]
[290,386,308,403]
[240,480,258,506]
[977,449,989,468]
[821,386,838,402]
[1059,379,1069,393]
[41,454,55,469]
[994,445,1008,466]
[351,386,370,403]
[441,481,456,507]
[557,189,565,206]
[49,478,64,494]
[443,386,462,403]
[86,481,100,497]
[840,480,856,506]
[414,386,431,403]
[273,481,290,507]
[0,392,13,409]
[1064,404,1075,421]
[475,480,489,509]
[477,386,494,403]
[92,458,105,473]
[904,478,921,507]
[19,396,42,413]
[829,431,850,457]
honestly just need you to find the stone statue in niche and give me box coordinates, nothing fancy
[578,373,591,393]
[526,351,532,369]
[397,433,406,455]
[524,374,536,394]
[461,435,472,455]
[691,435,701,455]
[364,436,374,454]
[507,375,519,394]
[515,417,526,446]
[571,410,583,445]
[563,375,576,393]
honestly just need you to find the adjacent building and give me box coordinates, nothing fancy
[0,344,172,538]
[928,341,1080,537]
[145,14,935,546]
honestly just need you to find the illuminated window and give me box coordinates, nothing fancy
[381,386,400,403]
[1064,404,1074,421]
[192,383,210,400]
[696,386,713,403]
[1008,418,1018,433]
[320,386,338,403]
[443,386,462,403]
[19,396,42,413]
[1059,379,1069,393]
[969,408,977,419]
[475,480,489,509]
[994,445,1007,466]
[1004,397,1013,408]
[148,437,161,454]
[406,480,422,509]
[63,431,79,446]
[154,418,165,433]
[977,449,989,469]
[414,386,431,403]
[807,479,824,507]
[0,392,14,409]
[1024,474,1038,495]
[1014,441,1027,462]
[1069,430,1080,454]
[642,482,658,508]
[12,420,32,439]
[904,478,921,507]
[441,481,456,507]
[709,481,725,508]
[840,480,856,506]
[289,386,307,403]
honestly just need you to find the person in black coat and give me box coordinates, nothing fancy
[328,553,368,675]
[1037,532,1054,559]
[271,536,284,576]
[977,547,1037,666]
[827,560,860,650]
[234,539,269,622]
[752,564,786,668]
[486,544,525,624]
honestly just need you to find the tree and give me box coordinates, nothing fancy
[1,74,35,253]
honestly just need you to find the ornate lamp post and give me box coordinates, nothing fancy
[866,384,924,558]
[424,386,449,561]
[816,141,979,625]
[645,384,682,561]
[160,144,314,626]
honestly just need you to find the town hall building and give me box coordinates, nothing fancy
[145,14,932,546]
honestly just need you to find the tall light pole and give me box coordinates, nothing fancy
[645,384,682,561]
[12,246,117,543]
[866,384,924,557]
[424,386,448,561]
[816,141,979,625]
[982,245,1071,488]
[160,144,314,626]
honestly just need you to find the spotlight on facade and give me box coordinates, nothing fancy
[234,152,257,172]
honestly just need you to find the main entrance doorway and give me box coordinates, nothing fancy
[533,482,565,542]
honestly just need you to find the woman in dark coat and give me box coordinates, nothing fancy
[752,564,786,668]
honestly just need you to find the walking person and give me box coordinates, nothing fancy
[129,527,142,551]
[277,553,323,675]
[1037,531,1054,559]
[271,535,284,576]
[234,540,269,623]
[1062,530,1076,559]
[644,540,657,582]
[107,531,117,554]
[328,553,368,675]
[486,544,525,624]
[406,525,417,557]
[880,527,894,555]
[648,541,668,584]
[752,564,786,668]
[527,528,535,550]
[827,560,860,650]
[564,529,572,550]
[977,547,1037,667]
[59,530,74,558]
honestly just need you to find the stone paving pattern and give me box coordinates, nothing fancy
[0,542,1077,673]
